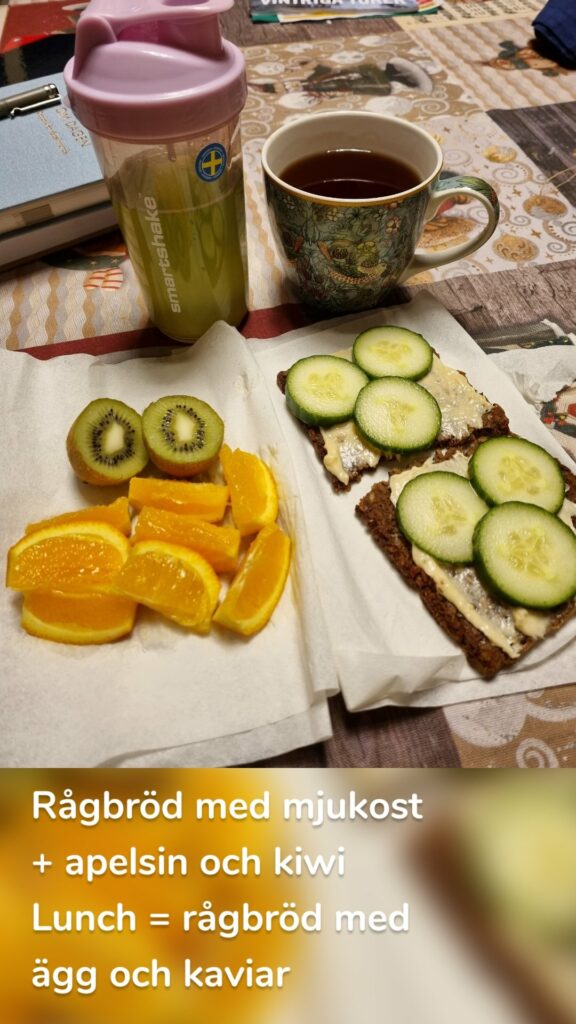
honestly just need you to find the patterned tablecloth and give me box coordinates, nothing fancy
[2,0,576,767]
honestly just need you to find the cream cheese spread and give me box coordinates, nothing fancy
[321,421,380,487]
[411,548,525,657]
[319,347,380,485]
[319,350,491,484]
[511,607,551,639]
[559,497,576,530]
[389,450,470,504]
[419,357,491,441]
[390,450,574,657]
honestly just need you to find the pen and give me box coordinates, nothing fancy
[0,83,61,121]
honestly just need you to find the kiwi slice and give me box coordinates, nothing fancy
[66,398,148,486]
[142,395,224,477]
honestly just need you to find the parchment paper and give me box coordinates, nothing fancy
[0,326,336,767]
[490,345,576,406]
[3,292,576,763]
[252,293,576,711]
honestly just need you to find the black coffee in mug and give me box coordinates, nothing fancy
[281,148,421,200]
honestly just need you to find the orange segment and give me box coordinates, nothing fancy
[25,497,132,537]
[6,522,130,594]
[22,592,137,645]
[133,508,240,573]
[213,523,291,636]
[219,445,279,537]
[129,477,228,522]
[113,540,220,633]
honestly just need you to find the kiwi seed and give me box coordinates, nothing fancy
[66,398,148,485]
[142,395,224,477]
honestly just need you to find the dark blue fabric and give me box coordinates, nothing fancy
[533,0,576,68]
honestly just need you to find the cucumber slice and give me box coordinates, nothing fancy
[470,437,565,513]
[396,471,489,563]
[353,326,433,380]
[354,377,441,452]
[285,355,369,427]
[473,502,576,609]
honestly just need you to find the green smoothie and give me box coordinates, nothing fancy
[109,151,247,342]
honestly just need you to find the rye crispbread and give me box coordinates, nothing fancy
[277,367,509,493]
[354,450,576,679]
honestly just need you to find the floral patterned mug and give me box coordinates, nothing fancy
[261,111,500,314]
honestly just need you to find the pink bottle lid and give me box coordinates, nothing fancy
[64,0,246,143]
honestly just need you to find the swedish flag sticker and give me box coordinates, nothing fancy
[196,143,227,182]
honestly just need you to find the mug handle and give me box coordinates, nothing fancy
[398,176,500,282]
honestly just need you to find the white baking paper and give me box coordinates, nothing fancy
[490,345,576,406]
[0,326,336,767]
[252,293,576,711]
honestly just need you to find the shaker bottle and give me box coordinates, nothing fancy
[64,0,248,343]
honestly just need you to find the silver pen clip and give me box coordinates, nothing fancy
[0,83,61,121]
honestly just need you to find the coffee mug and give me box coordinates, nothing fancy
[261,111,500,314]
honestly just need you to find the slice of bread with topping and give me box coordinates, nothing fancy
[278,352,509,492]
[355,445,576,678]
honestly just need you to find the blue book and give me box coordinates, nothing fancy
[0,72,109,237]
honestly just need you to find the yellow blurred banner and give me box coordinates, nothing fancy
[0,769,574,1024]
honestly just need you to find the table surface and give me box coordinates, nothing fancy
[2,0,576,768]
